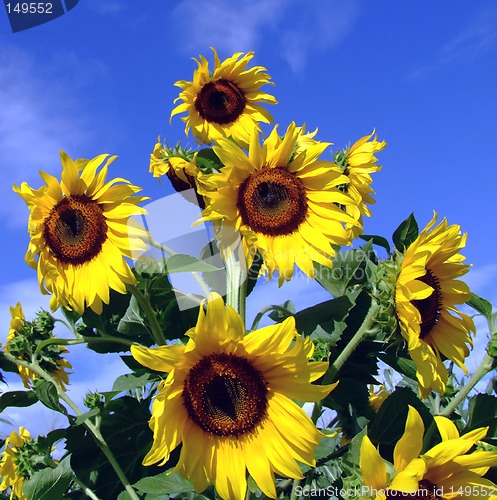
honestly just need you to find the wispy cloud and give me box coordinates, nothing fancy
[84,0,126,15]
[0,42,103,229]
[170,0,358,72]
[407,6,497,82]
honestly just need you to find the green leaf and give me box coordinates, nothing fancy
[0,352,21,374]
[61,307,81,327]
[377,352,418,381]
[368,387,434,445]
[134,472,195,494]
[268,300,295,322]
[117,296,150,337]
[166,254,221,273]
[33,381,67,415]
[74,408,100,426]
[294,295,353,336]
[392,213,419,251]
[465,394,497,438]
[112,372,161,392]
[23,456,73,500]
[315,243,377,296]
[467,292,493,322]
[0,390,38,413]
[66,397,161,500]
[360,234,391,254]
[246,251,263,297]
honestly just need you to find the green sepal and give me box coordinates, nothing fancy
[392,213,419,251]
[195,148,223,173]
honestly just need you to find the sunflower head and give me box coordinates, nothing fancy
[171,48,277,146]
[6,303,72,390]
[14,151,149,314]
[0,427,55,500]
[149,137,205,209]
[201,122,360,285]
[394,213,475,398]
[360,406,497,498]
[335,132,386,239]
[131,292,336,499]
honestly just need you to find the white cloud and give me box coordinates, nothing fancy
[170,0,358,72]
[0,42,100,229]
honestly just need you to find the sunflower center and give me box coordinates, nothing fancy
[237,166,308,236]
[182,353,268,437]
[386,480,441,499]
[412,268,443,339]
[43,195,108,265]
[195,79,246,125]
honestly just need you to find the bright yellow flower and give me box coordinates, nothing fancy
[0,427,31,500]
[201,122,359,285]
[360,406,497,498]
[149,137,205,208]
[394,213,474,398]
[369,384,389,413]
[6,303,71,390]
[14,152,148,314]
[342,132,386,239]
[131,293,336,500]
[149,136,198,184]
[171,48,277,145]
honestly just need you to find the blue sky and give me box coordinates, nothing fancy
[1,0,497,435]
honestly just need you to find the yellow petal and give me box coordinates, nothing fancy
[394,406,424,472]
[359,435,387,490]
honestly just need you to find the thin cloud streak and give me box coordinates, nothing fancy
[170,0,358,72]
[407,6,497,82]
[0,43,96,229]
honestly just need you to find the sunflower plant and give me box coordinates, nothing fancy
[1,48,497,500]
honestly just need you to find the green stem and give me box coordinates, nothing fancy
[34,336,136,359]
[128,285,167,345]
[311,300,379,423]
[249,305,293,331]
[327,300,379,382]
[3,352,140,500]
[225,249,247,324]
[290,478,302,500]
[147,237,211,298]
[440,352,495,416]
[72,478,101,500]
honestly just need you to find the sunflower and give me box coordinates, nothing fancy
[149,137,205,208]
[0,427,31,500]
[131,292,336,499]
[200,122,359,285]
[14,152,148,314]
[394,213,474,398]
[6,302,71,390]
[360,405,497,498]
[340,132,386,239]
[170,48,277,145]
[369,384,389,413]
